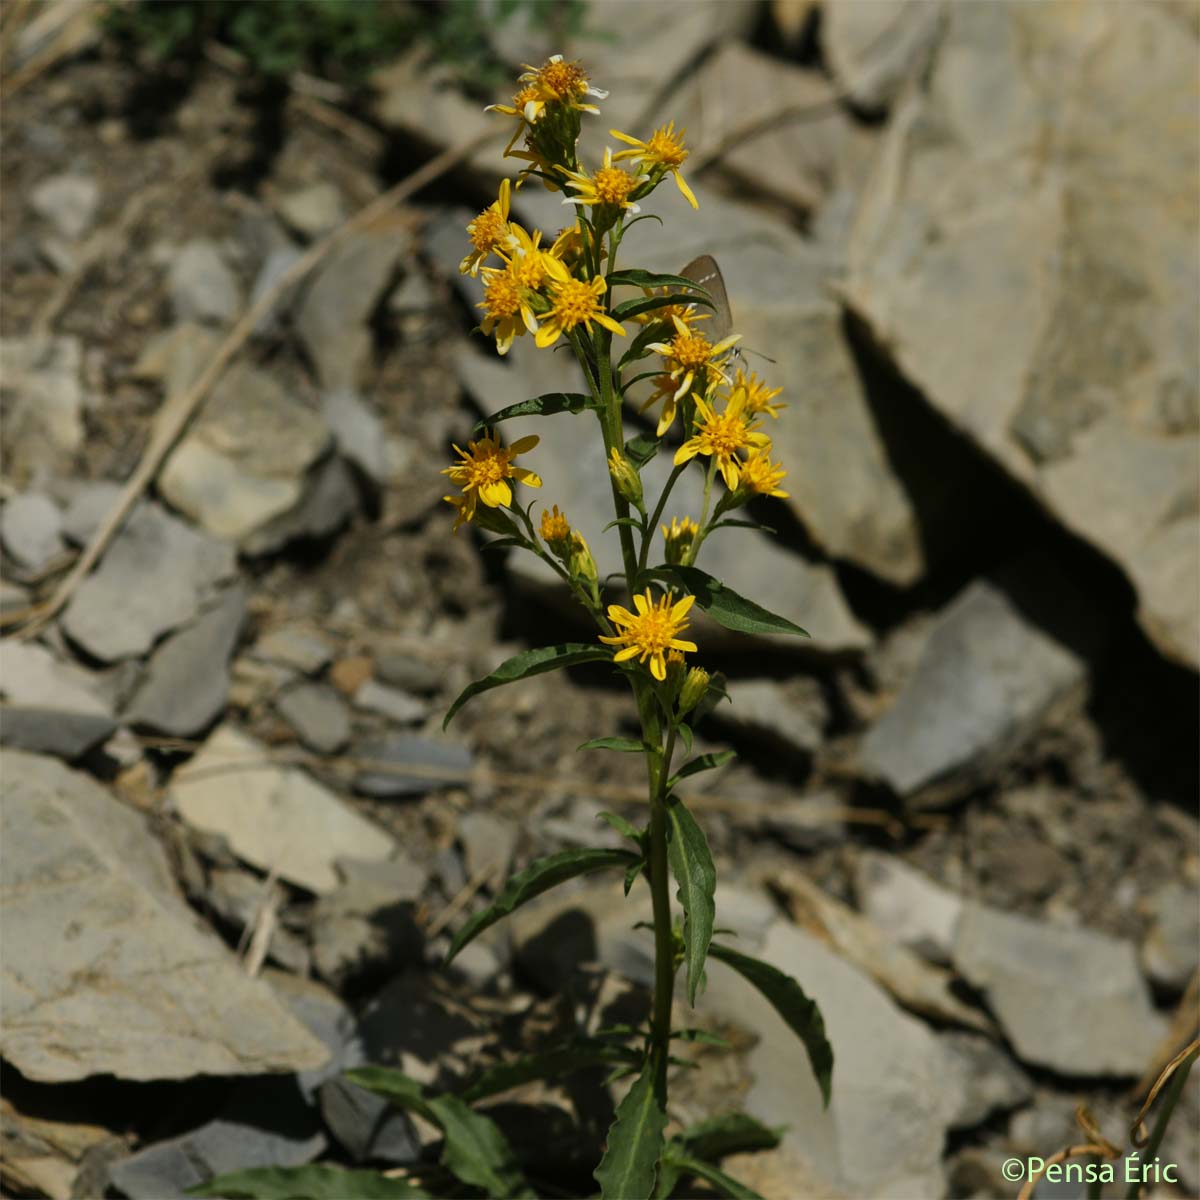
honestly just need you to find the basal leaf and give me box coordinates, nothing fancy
[624,432,661,469]
[462,1039,638,1102]
[660,1151,764,1200]
[677,1111,782,1159]
[446,847,640,962]
[474,391,594,431]
[709,943,833,1106]
[669,750,736,788]
[594,1056,668,1200]
[654,565,809,638]
[191,1166,431,1199]
[445,643,612,728]
[578,736,649,753]
[665,795,716,1007]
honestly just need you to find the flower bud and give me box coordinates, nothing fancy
[661,515,699,565]
[678,666,710,715]
[539,504,573,554]
[608,448,643,507]
[567,530,598,587]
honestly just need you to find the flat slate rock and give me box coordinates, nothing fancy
[172,725,394,893]
[0,707,117,760]
[1,492,64,572]
[353,734,474,798]
[0,751,328,1082]
[60,501,237,662]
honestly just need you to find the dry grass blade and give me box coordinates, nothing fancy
[11,127,501,640]
[1129,1037,1200,1148]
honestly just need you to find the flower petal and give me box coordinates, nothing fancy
[673,169,699,210]
[613,646,640,662]
[509,434,540,454]
[649,654,666,681]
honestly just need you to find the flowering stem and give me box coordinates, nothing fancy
[638,461,687,574]
[685,460,718,566]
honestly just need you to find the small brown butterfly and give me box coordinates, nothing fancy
[679,254,733,343]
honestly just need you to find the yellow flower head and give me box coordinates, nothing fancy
[539,503,572,547]
[649,313,742,406]
[662,515,700,564]
[442,431,542,530]
[501,223,557,291]
[561,146,646,215]
[599,589,698,681]
[610,121,698,209]
[460,178,512,277]
[534,259,626,348]
[477,263,539,355]
[734,368,785,419]
[489,55,608,126]
[674,387,772,491]
[739,448,789,498]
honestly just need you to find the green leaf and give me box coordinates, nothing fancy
[669,750,736,788]
[665,795,716,1007]
[677,1111,782,1159]
[660,1151,764,1200]
[461,1039,638,1102]
[624,858,645,895]
[578,736,649,753]
[344,1069,527,1198]
[618,319,669,368]
[709,943,833,1106]
[619,369,667,392]
[445,847,640,962]
[597,810,644,844]
[711,519,777,535]
[191,1166,431,1199]
[671,1028,732,1049]
[474,391,594,431]
[654,565,810,638]
[624,431,661,469]
[479,536,526,552]
[676,722,693,755]
[607,268,712,297]
[594,1056,668,1200]
[602,516,646,532]
[444,643,612,728]
[612,293,709,322]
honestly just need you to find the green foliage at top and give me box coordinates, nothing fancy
[103,0,586,91]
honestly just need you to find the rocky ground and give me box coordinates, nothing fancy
[2,3,1198,1199]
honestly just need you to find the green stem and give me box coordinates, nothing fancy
[1125,1046,1198,1199]
[639,461,687,574]
[685,460,718,566]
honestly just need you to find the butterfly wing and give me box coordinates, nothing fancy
[680,253,732,343]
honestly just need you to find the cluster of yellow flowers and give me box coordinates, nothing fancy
[441,55,793,686]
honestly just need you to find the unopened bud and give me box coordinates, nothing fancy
[608,448,643,507]
[567,531,598,587]
[662,515,700,565]
[678,666,710,715]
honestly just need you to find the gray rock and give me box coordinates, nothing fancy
[0,707,117,760]
[264,970,356,1101]
[821,0,946,111]
[353,734,474,798]
[939,1031,1033,1130]
[720,678,827,755]
[61,502,237,662]
[540,796,631,850]
[159,362,332,545]
[952,902,1168,1076]
[239,454,358,556]
[295,230,407,391]
[762,791,849,852]
[319,1076,422,1165]
[0,640,111,716]
[276,182,345,239]
[844,1,1200,668]
[108,1077,325,1199]
[131,322,222,398]
[701,919,957,1197]
[204,868,311,973]
[248,243,304,339]
[373,649,444,695]
[353,679,426,725]
[59,480,124,546]
[1140,882,1199,993]
[853,851,963,965]
[858,564,1098,804]
[0,335,84,484]
[168,238,241,325]
[276,681,351,754]
[124,585,246,737]
[2,493,64,571]
[458,811,519,878]
[30,172,99,240]
[1,751,328,1082]
[322,388,387,484]
[172,725,395,894]
[251,625,335,675]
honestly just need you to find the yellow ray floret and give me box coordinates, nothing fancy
[739,448,789,498]
[560,146,646,214]
[610,121,698,209]
[674,386,771,491]
[535,258,626,348]
[442,431,541,530]
[460,178,513,276]
[734,368,785,419]
[648,313,742,406]
[477,263,539,356]
[599,589,698,681]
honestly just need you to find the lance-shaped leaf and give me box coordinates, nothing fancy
[708,943,833,1106]
[345,1068,527,1198]
[659,1151,764,1200]
[191,1166,431,1199]
[624,431,661,469]
[618,319,669,369]
[666,794,716,1007]
[444,643,612,728]
[446,847,641,962]
[594,1056,668,1200]
[462,1038,639,1102]
[676,1111,782,1160]
[474,391,594,432]
[653,565,809,638]
[669,749,736,788]
[612,293,712,322]
[578,736,650,753]
[607,268,713,296]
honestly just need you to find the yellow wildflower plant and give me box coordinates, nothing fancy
[674,386,772,490]
[441,431,541,528]
[610,120,698,209]
[599,588,698,681]
[422,55,825,1200]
